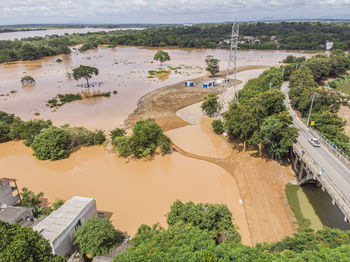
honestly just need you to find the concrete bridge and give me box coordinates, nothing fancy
[282,82,350,222]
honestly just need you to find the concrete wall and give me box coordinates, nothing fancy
[0,181,16,206]
[52,200,97,257]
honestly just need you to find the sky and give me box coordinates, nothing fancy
[0,0,349,25]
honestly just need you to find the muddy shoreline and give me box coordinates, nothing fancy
[124,65,269,130]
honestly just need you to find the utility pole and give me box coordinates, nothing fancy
[307,92,318,127]
[218,20,239,116]
[225,20,239,98]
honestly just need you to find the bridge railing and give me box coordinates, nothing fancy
[283,82,350,169]
[308,127,350,169]
[293,143,350,220]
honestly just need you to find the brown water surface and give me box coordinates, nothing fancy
[0,141,251,244]
[0,47,314,131]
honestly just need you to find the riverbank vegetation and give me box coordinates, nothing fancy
[214,67,298,160]
[112,118,171,158]
[47,91,113,108]
[0,22,349,63]
[113,200,350,261]
[0,111,106,160]
[284,51,350,154]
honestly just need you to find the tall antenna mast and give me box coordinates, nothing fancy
[225,20,239,99]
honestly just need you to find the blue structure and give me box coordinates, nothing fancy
[203,83,209,88]
[185,81,195,87]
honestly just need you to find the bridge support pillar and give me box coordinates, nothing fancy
[332,199,336,206]
[298,161,305,180]
[345,216,348,222]
[322,186,325,192]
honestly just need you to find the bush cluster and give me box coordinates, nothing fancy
[0,111,106,160]
[112,118,172,158]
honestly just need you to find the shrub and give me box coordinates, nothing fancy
[62,126,106,147]
[31,127,72,160]
[212,119,224,134]
[113,119,172,158]
[201,93,220,116]
[110,128,126,141]
[113,136,131,157]
[74,217,124,258]
[21,75,35,84]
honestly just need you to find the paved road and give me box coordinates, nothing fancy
[282,82,350,201]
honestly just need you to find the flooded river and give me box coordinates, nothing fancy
[0,46,314,131]
[0,45,320,243]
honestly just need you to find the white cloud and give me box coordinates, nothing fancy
[0,0,348,24]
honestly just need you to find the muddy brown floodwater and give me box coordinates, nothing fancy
[0,141,251,244]
[0,47,315,131]
[0,46,317,245]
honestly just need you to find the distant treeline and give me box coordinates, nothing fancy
[0,22,349,63]
[0,28,45,33]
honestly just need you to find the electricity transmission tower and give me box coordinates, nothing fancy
[225,21,239,96]
[218,20,239,116]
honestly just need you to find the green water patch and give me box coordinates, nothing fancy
[286,183,350,232]
[301,184,350,230]
[285,183,312,231]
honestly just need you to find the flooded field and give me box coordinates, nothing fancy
[0,140,251,244]
[0,47,314,131]
[0,46,318,243]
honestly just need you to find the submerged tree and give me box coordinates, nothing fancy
[21,75,35,85]
[201,92,220,116]
[154,50,170,67]
[205,55,220,76]
[72,65,99,87]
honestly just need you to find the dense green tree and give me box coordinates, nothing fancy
[0,221,66,262]
[167,200,241,243]
[201,92,220,116]
[153,50,170,67]
[205,55,220,76]
[255,112,298,159]
[74,216,124,258]
[113,118,172,158]
[30,127,72,160]
[72,65,99,87]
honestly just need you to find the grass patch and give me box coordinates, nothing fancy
[168,66,182,70]
[148,69,170,78]
[328,74,350,96]
[285,183,311,231]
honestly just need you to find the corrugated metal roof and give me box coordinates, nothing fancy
[33,196,95,243]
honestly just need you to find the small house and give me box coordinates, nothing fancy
[33,196,97,257]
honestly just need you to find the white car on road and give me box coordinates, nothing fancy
[309,137,321,147]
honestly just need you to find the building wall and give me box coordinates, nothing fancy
[52,200,97,257]
[0,181,16,206]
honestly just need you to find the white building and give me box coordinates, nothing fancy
[326,41,334,51]
[33,196,97,257]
